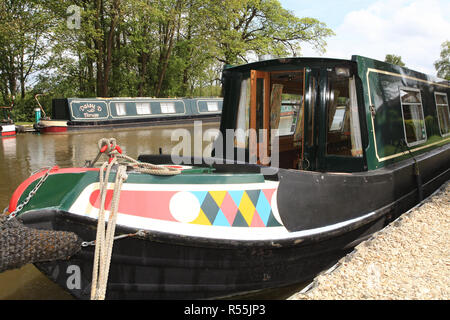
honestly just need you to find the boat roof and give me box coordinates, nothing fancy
[224,56,354,72]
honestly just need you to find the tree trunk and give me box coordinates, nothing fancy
[103,0,120,97]
[95,0,104,97]
[8,56,16,98]
[155,1,182,97]
[20,53,25,99]
[138,52,148,97]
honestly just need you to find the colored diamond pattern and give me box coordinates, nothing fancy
[220,192,238,225]
[189,188,281,228]
[190,208,211,225]
[255,192,272,225]
[200,193,220,224]
[209,191,227,207]
[213,209,230,226]
[238,191,256,226]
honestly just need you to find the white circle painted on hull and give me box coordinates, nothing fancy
[169,191,200,223]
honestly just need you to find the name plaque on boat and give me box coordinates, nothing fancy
[70,100,109,120]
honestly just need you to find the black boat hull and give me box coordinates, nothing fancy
[20,208,386,300]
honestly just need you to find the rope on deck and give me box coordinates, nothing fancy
[91,138,181,176]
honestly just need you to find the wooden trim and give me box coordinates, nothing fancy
[250,70,257,161]
[250,70,271,164]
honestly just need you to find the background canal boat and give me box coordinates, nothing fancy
[0,96,18,137]
[34,97,223,133]
[4,55,450,299]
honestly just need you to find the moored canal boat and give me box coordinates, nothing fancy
[4,55,450,299]
[0,97,17,137]
[34,97,223,133]
[0,124,16,137]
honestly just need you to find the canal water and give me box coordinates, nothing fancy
[0,123,308,299]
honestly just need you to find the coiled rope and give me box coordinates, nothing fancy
[90,138,181,176]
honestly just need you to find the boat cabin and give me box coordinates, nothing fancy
[51,97,223,123]
[217,56,450,173]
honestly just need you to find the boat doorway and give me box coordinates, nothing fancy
[244,68,318,170]
[232,63,366,172]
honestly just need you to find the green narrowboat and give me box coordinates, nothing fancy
[34,97,223,133]
[4,55,449,299]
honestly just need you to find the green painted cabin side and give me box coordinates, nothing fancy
[353,55,450,170]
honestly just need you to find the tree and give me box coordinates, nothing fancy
[14,0,334,109]
[201,0,334,65]
[434,40,450,80]
[0,0,50,100]
[385,54,406,67]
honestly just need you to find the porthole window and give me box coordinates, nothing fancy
[435,92,450,137]
[399,88,427,146]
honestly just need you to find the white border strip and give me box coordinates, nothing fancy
[67,180,381,242]
[70,204,380,242]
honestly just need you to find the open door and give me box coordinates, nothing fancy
[250,70,270,164]
[249,68,309,169]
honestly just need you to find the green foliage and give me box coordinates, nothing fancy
[385,54,406,67]
[434,40,450,80]
[0,0,334,119]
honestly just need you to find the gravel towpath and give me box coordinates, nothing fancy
[289,182,450,300]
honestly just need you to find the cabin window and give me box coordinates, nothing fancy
[435,92,450,137]
[399,88,427,146]
[206,101,219,112]
[269,72,304,139]
[115,103,126,116]
[161,102,176,114]
[235,78,250,148]
[136,102,151,115]
[276,97,302,136]
[326,72,363,157]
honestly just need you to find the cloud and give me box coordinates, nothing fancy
[301,0,450,76]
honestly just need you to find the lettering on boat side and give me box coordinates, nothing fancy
[66,265,81,290]
[184,304,266,317]
[79,103,102,118]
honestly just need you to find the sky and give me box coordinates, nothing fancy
[279,0,450,76]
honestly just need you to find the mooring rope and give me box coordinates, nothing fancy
[89,138,182,299]
[90,159,128,300]
[90,137,181,176]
